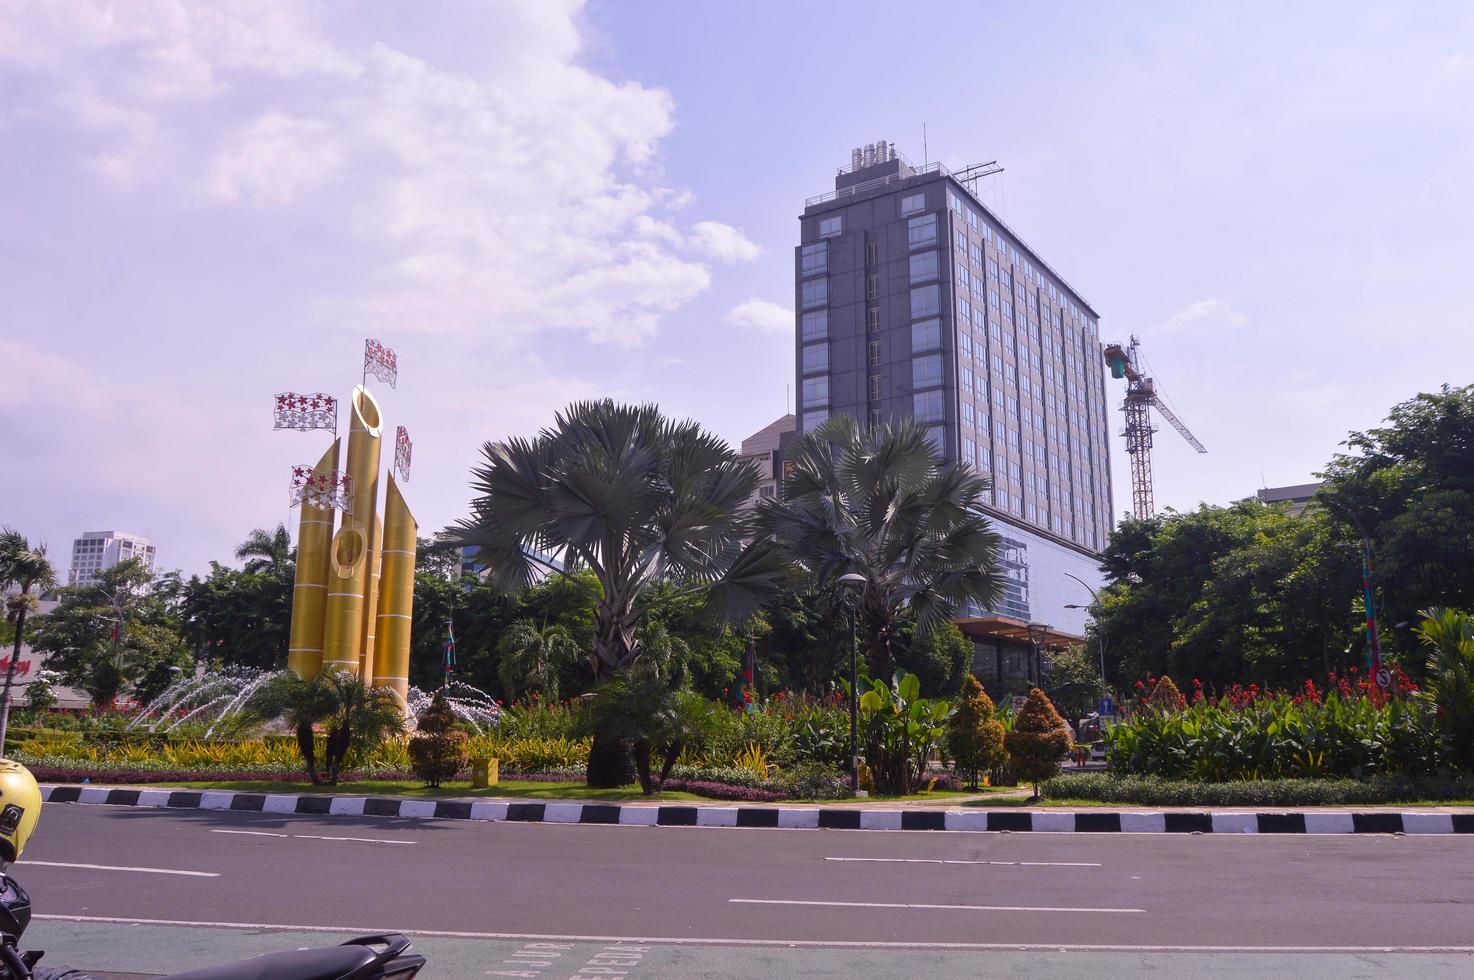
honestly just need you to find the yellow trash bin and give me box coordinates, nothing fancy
[470,757,499,788]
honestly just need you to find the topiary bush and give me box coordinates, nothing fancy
[408,691,469,788]
[1144,675,1187,713]
[946,674,1007,788]
[1003,688,1072,797]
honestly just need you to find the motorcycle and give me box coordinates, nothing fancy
[0,867,426,980]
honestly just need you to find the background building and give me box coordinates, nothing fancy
[738,414,795,510]
[1256,481,1321,515]
[795,143,1111,689]
[68,531,157,587]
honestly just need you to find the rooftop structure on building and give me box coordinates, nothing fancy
[68,530,157,587]
[794,142,1112,692]
[1257,481,1321,515]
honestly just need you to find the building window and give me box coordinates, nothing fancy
[801,309,827,341]
[959,332,973,358]
[914,390,943,422]
[867,307,880,332]
[862,273,877,299]
[962,366,976,394]
[911,318,941,353]
[909,251,938,283]
[962,402,975,428]
[910,284,940,319]
[958,265,970,289]
[866,241,879,265]
[963,438,978,464]
[818,215,842,238]
[901,193,925,215]
[801,343,829,375]
[868,340,881,367]
[869,408,883,430]
[802,376,829,408]
[925,425,947,457]
[907,214,937,248]
[913,354,942,389]
[959,297,971,322]
[800,242,827,278]
[869,374,884,400]
[803,410,829,431]
[801,278,828,309]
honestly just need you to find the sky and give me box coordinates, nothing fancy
[2,1,1472,580]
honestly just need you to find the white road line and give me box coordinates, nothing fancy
[21,861,219,878]
[39,915,1470,953]
[730,898,1143,914]
[823,857,1100,867]
[209,829,415,845]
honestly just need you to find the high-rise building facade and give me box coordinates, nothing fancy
[795,145,1111,642]
[69,530,157,587]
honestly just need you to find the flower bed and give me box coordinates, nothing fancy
[1044,772,1474,807]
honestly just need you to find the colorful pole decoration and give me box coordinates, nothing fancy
[289,465,353,512]
[1361,540,1386,687]
[395,425,412,482]
[363,339,398,389]
[443,616,457,691]
[274,392,339,433]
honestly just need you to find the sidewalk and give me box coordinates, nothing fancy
[40,784,1474,836]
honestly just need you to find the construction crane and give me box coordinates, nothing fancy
[1102,336,1206,519]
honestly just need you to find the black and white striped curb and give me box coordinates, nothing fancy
[40,785,1474,834]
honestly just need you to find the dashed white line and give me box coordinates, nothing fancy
[21,861,219,878]
[823,857,1100,867]
[209,829,415,845]
[730,898,1143,913]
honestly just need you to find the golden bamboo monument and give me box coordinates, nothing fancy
[286,438,340,678]
[373,475,418,703]
[322,386,382,675]
[358,509,383,679]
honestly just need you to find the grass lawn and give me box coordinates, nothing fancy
[171,778,705,802]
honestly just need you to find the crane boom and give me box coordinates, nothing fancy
[1148,395,1206,453]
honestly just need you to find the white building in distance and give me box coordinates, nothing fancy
[69,531,157,587]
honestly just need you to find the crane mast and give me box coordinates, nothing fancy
[1102,336,1206,519]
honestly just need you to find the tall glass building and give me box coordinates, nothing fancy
[795,144,1112,680]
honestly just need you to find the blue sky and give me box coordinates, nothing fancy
[2,1,1471,577]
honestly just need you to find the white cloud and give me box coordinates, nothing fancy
[209,113,342,206]
[725,298,793,335]
[690,221,761,262]
[1443,54,1474,79]
[1159,298,1247,333]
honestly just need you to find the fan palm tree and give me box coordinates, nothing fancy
[455,400,793,786]
[1,529,58,751]
[234,524,295,577]
[755,416,1003,679]
[496,620,581,701]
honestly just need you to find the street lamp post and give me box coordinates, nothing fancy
[1026,622,1050,688]
[836,573,866,795]
[1063,571,1107,689]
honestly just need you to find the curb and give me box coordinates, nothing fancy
[40,785,1474,835]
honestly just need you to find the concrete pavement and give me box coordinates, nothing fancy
[15,805,1474,977]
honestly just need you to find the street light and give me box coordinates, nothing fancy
[1063,571,1108,690]
[835,572,866,795]
[1026,622,1050,688]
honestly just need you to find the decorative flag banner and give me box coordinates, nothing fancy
[395,425,412,482]
[443,619,457,678]
[289,465,353,512]
[273,392,338,433]
[364,338,398,388]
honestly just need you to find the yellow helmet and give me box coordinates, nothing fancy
[0,760,41,863]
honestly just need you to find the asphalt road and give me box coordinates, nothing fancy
[12,803,1474,977]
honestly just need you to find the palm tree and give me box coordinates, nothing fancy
[247,668,405,785]
[1,529,58,752]
[456,400,791,786]
[496,620,581,701]
[1416,607,1474,771]
[755,416,1003,679]
[234,524,294,577]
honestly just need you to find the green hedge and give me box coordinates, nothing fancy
[1043,772,1474,807]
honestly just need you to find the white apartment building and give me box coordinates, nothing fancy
[69,530,157,587]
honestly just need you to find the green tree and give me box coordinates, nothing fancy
[1003,687,1072,798]
[234,524,294,577]
[247,668,405,785]
[455,400,791,786]
[496,620,581,701]
[756,416,1002,680]
[893,619,972,698]
[1415,608,1474,771]
[408,690,469,788]
[946,674,1005,788]
[1043,644,1105,724]
[0,528,57,750]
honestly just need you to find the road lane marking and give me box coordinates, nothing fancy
[209,830,416,845]
[20,861,218,878]
[39,915,1471,952]
[824,857,1100,867]
[730,898,1143,913]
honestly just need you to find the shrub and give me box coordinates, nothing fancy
[857,671,951,796]
[658,779,784,802]
[408,692,469,788]
[1145,675,1187,713]
[1043,772,1474,807]
[775,760,849,800]
[1003,688,1072,796]
[1416,607,1474,771]
[946,674,1006,788]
